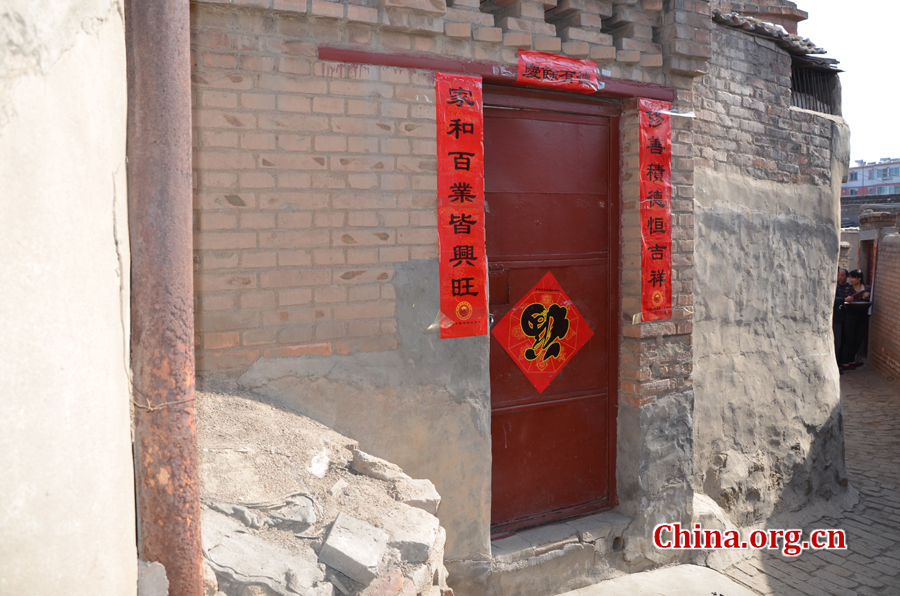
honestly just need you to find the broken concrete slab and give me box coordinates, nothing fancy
[202,508,325,596]
[381,503,440,563]
[351,449,408,482]
[319,512,389,585]
[393,477,441,515]
[565,515,612,543]
[270,496,317,529]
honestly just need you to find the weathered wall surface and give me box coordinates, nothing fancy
[239,260,492,561]
[691,25,853,533]
[0,2,136,595]
[869,228,900,381]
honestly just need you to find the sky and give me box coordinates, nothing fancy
[798,1,900,164]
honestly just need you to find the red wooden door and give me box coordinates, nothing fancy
[484,87,619,535]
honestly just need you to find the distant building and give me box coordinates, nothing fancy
[842,158,900,197]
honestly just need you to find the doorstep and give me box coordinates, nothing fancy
[477,511,634,596]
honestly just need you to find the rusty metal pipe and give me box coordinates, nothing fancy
[126,0,201,594]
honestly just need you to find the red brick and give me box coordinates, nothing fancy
[276,212,313,229]
[242,328,278,346]
[333,302,395,321]
[195,349,260,371]
[240,291,276,309]
[260,269,331,288]
[197,311,260,332]
[204,332,241,350]
[201,51,238,69]
[263,343,332,358]
[194,232,257,251]
[196,273,256,293]
[279,288,313,306]
[259,230,330,249]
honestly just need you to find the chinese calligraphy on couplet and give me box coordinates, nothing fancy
[516,51,601,94]
[639,98,673,321]
[435,73,488,338]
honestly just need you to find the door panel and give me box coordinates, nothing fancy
[485,86,619,535]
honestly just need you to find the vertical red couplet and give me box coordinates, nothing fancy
[639,98,673,321]
[435,73,489,338]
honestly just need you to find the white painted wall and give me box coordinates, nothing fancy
[0,2,136,594]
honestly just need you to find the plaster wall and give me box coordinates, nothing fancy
[0,2,136,594]
[692,123,853,530]
[239,260,492,561]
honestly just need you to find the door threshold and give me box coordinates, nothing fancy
[490,510,632,565]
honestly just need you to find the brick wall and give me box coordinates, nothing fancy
[192,7,444,369]
[693,26,833,186]
[190,0,711,371]
[870,230,900,381]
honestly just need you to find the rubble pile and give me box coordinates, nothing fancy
[197,388,451,596]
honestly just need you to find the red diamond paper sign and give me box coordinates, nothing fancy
[492,272,594,393]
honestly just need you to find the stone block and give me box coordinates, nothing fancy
[381,10,445,33]
[445,7,494,26]
[474,27,503,42]
[562,40,590,57]
[502,32,533,47]
[310,0,344,18]
[497,16,556,37]
[616,49,640,63]
[351,448,407,482]
[381,0,447,15]
[590,44,616,61]
[319,513,389,584]
[444,22,472,38]
[559,26,611,45]
[382,504,440,563]
[640,52,663,68]
[347,5,379,23]
[554,12,604,29]
[504,0,547,20]
[394,477,442,515]
[534,36,562,52]
[360,569,403,596]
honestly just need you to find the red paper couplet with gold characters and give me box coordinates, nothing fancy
[435,72,488,338]
[492,272,594,393]
[639,98,673,321]
[516,50,601,94]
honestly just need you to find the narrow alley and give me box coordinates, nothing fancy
[723,368,900,596]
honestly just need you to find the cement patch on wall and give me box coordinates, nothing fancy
[692,165,854,530]
[0,2,136,594]
[240,259,492,560]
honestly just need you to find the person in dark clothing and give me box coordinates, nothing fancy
[834,268,852,368]
[839,269,871,370]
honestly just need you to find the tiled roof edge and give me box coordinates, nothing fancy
[711,9,827,56]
